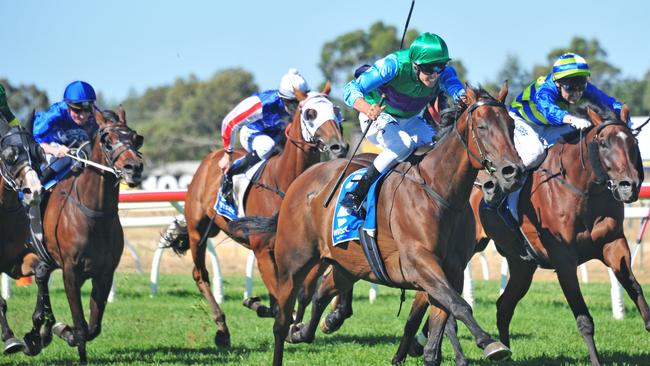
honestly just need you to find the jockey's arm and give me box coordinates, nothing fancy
[534,86,569,126]
[219,95,264,172]
[583,83,627,123]
[343,55,398,118]
[437,66,467,104]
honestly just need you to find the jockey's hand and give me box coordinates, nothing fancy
[52,145,70,158]
[458,94,469,106]
[365,103,386,121]
[218,153,232,173]
[566,115,591,130]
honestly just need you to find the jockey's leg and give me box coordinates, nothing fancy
[40,156,72,183]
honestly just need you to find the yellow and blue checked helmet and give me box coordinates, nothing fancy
[552,53,591,81]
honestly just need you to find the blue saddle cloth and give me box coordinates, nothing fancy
[214,191,237,221]
[42,162,73,191]
[331,168,385,245]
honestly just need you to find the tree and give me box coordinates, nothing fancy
[0,78,49,120]
[319,21,419,88]
[531,37,621,92]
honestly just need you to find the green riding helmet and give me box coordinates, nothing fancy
[409,32,451,65]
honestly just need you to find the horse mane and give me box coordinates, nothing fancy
[435,85,495,142]
[556,102,621,145]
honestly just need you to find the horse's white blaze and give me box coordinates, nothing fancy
[21,168,42,205]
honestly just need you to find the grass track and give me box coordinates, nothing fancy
[1,273,649,365]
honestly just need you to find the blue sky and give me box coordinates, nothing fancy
[2,0,649,103]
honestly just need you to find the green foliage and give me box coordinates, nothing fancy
[318,21,419,88]
[118,69,257,164]
[0,78,49,120]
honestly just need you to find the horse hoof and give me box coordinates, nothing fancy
[408,340,424,357]
[255,305,274,318]
[21,334,42,356]
[52,322,70,338]
[242,296,262,309]
[320,311,344,334]
[483,341,511,361]
[214,330,231,348]
[286,323,312,344]
[3,338,25,355]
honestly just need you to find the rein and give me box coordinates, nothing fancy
[453,99,506,175]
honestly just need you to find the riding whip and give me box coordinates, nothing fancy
[400,0,416,49]
[323,95,385,208]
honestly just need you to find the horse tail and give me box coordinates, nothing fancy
[228,213,278,236]
[160,217,190,255]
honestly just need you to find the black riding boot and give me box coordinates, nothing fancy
[221,152,261,204]
[340,165,380,212]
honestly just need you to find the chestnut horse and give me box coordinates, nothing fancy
[18,108,143,364]
[401,105,648,366]
[162,83,348,348]
[250,84,526,366]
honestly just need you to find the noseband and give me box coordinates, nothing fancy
[98,125,143,175]
[454,99,507,174]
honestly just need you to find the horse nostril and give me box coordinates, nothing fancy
[501,165,516,179]
[330,144,341,153]
[618,181,632,191]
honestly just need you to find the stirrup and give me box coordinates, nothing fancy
[341,192,364,212]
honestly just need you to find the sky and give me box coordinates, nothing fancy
[2,0,649,104]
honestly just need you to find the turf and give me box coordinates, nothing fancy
[1,273,648,365]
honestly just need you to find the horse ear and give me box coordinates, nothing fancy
[586,107,603,126]
[497,80,509,103]
[620,104,630,123]
[464,83,477,103]
[95,110,106,127]
[294,87,307,102]
[321,81,331,95]
[118,105,127,124]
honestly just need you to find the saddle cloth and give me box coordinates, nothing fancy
[214,160,265,221]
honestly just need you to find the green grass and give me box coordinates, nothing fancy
[1,273,649,365]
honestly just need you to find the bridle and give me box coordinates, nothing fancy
[97,124,143,176]
[284,93,342,154]
[453,99,507,175]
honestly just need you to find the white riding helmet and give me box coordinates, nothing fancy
[278,68,310,100]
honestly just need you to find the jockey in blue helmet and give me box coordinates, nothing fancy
[33,80,99,183]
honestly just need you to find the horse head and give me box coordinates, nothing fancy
[0,111,44,204]
[583,104,642,203]
[290,81,349,159]
[94,106,144,187]
[457,81,524,194]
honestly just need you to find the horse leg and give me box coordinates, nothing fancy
[272,257,326,366]
[0,294,25,355]
[293,264,327,325]
[86,273,114,341]
[408,249,510,361]
[445,314,468,366]
[289,265,356,344]
[245,245,279,318]
[553,255,601,366]
[392,291,428,364]
[422,305,450,366]
[23,262,54,356]
[495,257,537,347]
[320,279,354,335]
[189,225,230,348]
[602,237,650,331]
[55,267,89,364]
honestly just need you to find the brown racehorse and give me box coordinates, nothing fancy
[18,108,143,364]
[0,122,45,355]
[247,84,526,366]
[400,104,649,366]
[162,83,348,348]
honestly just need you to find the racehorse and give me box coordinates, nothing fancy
[464,104,648,366]
[0,118,45,355]
[19,108,143,364]
[161,83,348,348]
[247,83,526,366]
[400,104,648,366]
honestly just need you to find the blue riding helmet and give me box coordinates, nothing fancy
[63,81,96,108]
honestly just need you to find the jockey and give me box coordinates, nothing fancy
[218,68,310,204]
[341,32,467,212]
[510,52,625,170]
[33,80,99,183]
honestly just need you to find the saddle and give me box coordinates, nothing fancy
[214,160,268,221]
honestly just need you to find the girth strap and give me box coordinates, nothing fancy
[358,227,396,287]
[27,203,59,269]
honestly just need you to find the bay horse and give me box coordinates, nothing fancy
[0,120,45,355]
[459,104,648,366]
[162,83,348,348]
[19,108,143,364]
[390,105,649,366]
[250,83,526,366]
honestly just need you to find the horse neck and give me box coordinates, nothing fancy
[419,123,477,207]
[546,136,604,198]
[73,138,120,212]
[269,116,320,189]
[0,183,21,211]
